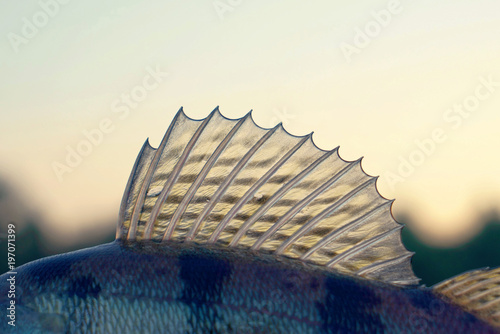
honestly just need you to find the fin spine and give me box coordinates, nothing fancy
[194,121,279,243]
[252,157,362,250]
[356,253,413,277]
[438,271,482,294]
[156,110,216,240]
[454,276,500,297]
[476,298,500,311]
[276,175,375,255]
[301,201,391,260]
[327,226,401,267]
[225,148,337,246]
[117,139,153,239]
[182,114,249,241]
[468,286,500,303]
[206,133,311,244]
[128,108,184,240]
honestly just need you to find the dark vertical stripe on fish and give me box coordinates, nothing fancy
[69,275,101,299]
[316,276,385,333]
[178,252,232,331]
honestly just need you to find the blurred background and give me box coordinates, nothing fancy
[0,1,499,286]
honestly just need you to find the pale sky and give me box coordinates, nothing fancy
[1,0,499,246]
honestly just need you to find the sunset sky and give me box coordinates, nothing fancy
[1,0,499,247]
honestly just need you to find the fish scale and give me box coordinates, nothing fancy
[1,108,499,333]
[2,241,496,333]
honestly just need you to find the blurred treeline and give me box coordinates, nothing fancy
[0,177,499,286]
[401,214,500,286]
[0,177,116,277]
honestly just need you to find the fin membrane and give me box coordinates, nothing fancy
[434,267,500,328]
[116,107,419,286]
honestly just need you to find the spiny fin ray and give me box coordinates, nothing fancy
[117,108,419,286]
[434,267,500,328]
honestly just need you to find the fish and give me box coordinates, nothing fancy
[1,107,499,333]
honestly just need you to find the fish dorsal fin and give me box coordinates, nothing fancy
[117,107,419,286]
[433,267,500,328]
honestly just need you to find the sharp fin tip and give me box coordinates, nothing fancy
[218,110,253,124]
[299,131,314,141]
[175,107,187,119]
[143,137,155,150]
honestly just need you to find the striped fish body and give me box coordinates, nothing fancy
[0,241,496,333]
